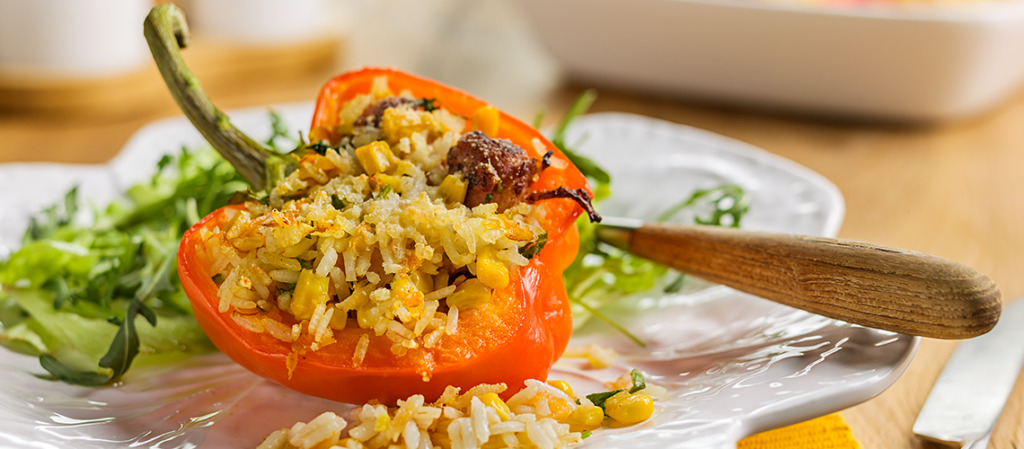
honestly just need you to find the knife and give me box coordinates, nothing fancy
[913,298,1024,448]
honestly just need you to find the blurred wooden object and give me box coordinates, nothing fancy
[0,35,343,118]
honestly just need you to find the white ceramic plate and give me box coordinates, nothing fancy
[0,107,917,449]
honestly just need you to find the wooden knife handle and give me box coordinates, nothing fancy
[598,223,1001,339]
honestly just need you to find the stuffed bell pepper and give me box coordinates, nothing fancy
[146,5,599,404]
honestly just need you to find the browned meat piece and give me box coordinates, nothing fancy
[354,96,418,128]
[446,131,539,211]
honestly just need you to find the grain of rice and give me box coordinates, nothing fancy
[346,421,375,442]
[535,396,552,417]
[310,304,334,344]
[353,334,369,366]
[269,269,300,284]
[372,314,389,336]
[422,284,456,303]
[256,428,288,449]
[526,420,555,449]
[249,266,272,300]
[329,266,348,296]
[263,317,293,342]
[342,251,358,282]
[363,270,381,284]
[281,235,316,258]
[442,405,463,420]
[446,306,459,335]
[216,270,238,313]
[563,343,619,369]
[490,421,526,434]
[502,432,519,447]
[315,245,337,277]
[455,417,477,449]
[394,305,413,323]
[413,300,439,335]
[402,420,420,449]
[387,320,415,340]
[277,291,292,311]
[422,328,443,349]
[230,313,263,333]
[470,397,491,443]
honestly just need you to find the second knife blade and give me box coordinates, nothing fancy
[913,299,1024,447]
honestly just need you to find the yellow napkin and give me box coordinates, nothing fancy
[738,414,861,449]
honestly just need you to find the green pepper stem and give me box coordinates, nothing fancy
[143,4,280,190]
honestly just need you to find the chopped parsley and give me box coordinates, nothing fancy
[584,369,647,410]
[306,140,333,156]
[519,232,549,259]
[331,195,346,210]
[418,97,438,112]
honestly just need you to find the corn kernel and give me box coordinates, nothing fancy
[392,274,425,317]
[546,395,574,420]
[438,174,468,205]
[392,159,419,177]
[569,404,605,431]
[604,391,654,425]
[547,380,575,399]
[479,392,512,420]
[372,173,404,194]
[500,215,535,241]
[472,105,500,137]
[354,141,395,175]
[475,249,509,290]
[410,271,434,294]
[381,107,437,144]
[290,269,330,320]
[446,278,491,309]
[374,413,391,432]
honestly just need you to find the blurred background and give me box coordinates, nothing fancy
[4,0,1024,163]
[0,0,571,165]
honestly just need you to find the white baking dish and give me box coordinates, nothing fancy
[514,0,1024,121]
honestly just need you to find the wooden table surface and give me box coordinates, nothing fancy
[1,1,1022,447]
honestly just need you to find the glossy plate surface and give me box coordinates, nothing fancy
[0,107,917,448]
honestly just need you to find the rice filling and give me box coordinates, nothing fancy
[204,78,546,374]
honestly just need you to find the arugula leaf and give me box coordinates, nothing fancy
[0,141,249,385]
[38,354,110,386]
[585,389,623,409]
[656,185,750,227]
[265,110,300,150]
[583,369,647,413]
[549,91,753,342]
[628,368,646,393]
[550,90,610,186]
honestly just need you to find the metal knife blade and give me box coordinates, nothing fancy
[913,299,1024,448]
